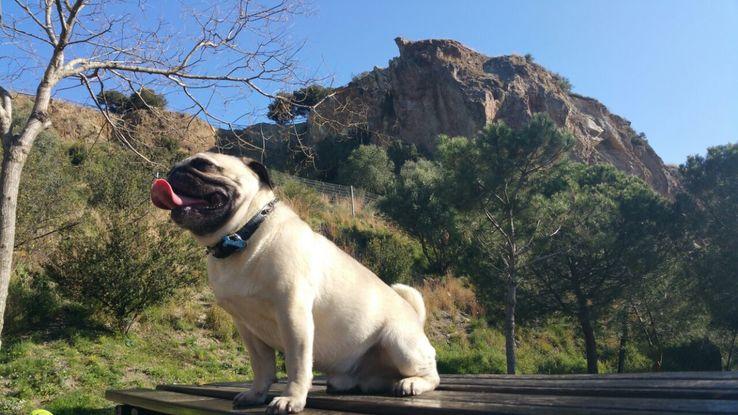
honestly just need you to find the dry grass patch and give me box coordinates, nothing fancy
[205,305,238,341]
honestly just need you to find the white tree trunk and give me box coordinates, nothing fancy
[0,82,54,349]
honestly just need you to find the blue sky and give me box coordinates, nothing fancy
[289,0,738,165]
[4,0,737,164]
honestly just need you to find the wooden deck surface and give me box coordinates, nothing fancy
[107,372,738,414]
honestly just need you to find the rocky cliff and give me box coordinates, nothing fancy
[309,38,679,196]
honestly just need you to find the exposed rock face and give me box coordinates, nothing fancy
[310,38,679,196]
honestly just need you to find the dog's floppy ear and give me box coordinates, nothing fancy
[245,159,273,189]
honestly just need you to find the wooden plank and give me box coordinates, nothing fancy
[106,389,363,415]
[439,372,738,380]
[436,377,738,387]
[157,383,738,414]
[435,383,738,400]
[107,389,258,415]
[209,377,738,400]
[431,378,738,399]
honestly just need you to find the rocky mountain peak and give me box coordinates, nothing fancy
[310,38,679,196]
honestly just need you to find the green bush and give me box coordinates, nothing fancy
[338,144,395,194]
[4,266,60,336]
[333,224,420,285]
[96,88,167,113]
[128,87,167,110]
[16,132,86,256]
[662,338,722,371]
[267,84,333,125]
[386,140,420,173]
[314,135,361,181]
[45,217,204,333]
[517,320,588,374]
[66,143,88,166]
[81,144,151,210]
[96,90,130,114]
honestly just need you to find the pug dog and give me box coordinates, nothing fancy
[150,152,439,414]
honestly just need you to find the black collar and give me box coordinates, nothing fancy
[207,198,279,259]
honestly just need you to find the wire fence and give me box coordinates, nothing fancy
[273,172,381,213]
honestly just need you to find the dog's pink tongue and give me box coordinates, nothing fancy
[150,178,206,210]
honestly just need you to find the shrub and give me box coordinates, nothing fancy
[96,87,167,113]
[16,131,85,256]
[274,176,330,227]
[552,73,572,92]
[129,87,167,110]
[435,321,506,374]
[419,277,484,319]
[267,84,332,124]
[45,217,204,333]
[67,143,88,166]
[517,320,589,374]
[81,144,151,211]
[363,236,414,285]
[153,135,188,165]
[631,132,648,146]
[662,338,722,371]
[4,265,61,335]
[386,140,420,173]
[314,135,361,181]
[332,224,419,285]
[337,144,395,194]
[205,305,238,341]
[96,90,130,114]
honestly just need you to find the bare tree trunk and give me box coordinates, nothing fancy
[726,329,737,371]
[617,319,629,373]
[0,84,54,349]
[576,299,598,374]
[504,277,517,374]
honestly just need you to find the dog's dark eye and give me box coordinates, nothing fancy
[190,158,213,172]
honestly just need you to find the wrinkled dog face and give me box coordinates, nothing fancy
[152,153,271,236]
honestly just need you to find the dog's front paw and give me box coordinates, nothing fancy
[266,395,306,414]
[233,389,268,408]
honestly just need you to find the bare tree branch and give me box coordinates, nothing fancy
[0,0,311,347]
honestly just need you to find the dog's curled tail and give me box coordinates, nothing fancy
[391,283,426,325]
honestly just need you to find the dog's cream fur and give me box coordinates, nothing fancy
[174,153,439,414]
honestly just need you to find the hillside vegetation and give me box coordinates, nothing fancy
[2,91,736,414]
[0,134,614,414]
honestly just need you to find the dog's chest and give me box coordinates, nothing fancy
[207,253,264,298]
[207,257,283,346]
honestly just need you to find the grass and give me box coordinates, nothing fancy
[0,276,650,414]
[2,291,619,414]
[0,290,255,415]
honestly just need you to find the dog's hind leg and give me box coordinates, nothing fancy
[326,374,360,394]
[233,322,277,408]
[382,327,440,397]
